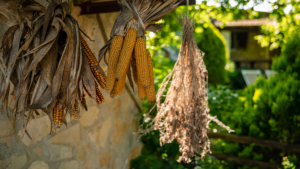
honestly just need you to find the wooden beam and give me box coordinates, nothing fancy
[208,132,300,152]
[211,153,281,169]
[75,0,196,15]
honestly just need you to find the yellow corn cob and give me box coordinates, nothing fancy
[134,37,150,87]
[110,72,127,98]
[106,36,124,91]
[145,50,156,103]
[95,82,105,104]
[115,28,137,81]
[72,100,80,119]
[53,101,59,126]
[131,55,138,84]
[138,78,146,100]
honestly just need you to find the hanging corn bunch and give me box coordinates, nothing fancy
[138,16,234,163]
[0,0,106,135]
[99,0,183,103]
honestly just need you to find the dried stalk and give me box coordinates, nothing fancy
[138,16,234,163]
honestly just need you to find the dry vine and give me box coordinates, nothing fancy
[138,16,234,163]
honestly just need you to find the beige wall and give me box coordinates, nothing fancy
[0,6,142,169]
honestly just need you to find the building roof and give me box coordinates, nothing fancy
[213,18,271,28]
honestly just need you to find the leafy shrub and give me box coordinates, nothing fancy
[195,23,229,85]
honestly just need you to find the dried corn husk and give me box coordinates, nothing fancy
[0,0,106,135]
[138,16,234,163]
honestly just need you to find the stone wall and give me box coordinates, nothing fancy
[0,7,142,169]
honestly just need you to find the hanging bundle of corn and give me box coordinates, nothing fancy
[138,16,234,163]
[0,0,106,134]
[99,0,182,103]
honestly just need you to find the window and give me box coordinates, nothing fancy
[231,32,248,49]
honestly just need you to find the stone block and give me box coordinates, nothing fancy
[98,151,111,169]
[112,157,126,169]
[0,120,14,137]
[59,160,79,169]
[49,123,80,146]
[110,122,128,143]
[88,117,112,148]
[49,145,72,161]
[7,155,27,169]
[28,161,49,169]
[18,116,51,146]
[0,156,12,169]
[80,105,99,127]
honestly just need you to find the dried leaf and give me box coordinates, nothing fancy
[23,22,60,79]
[40,41,58,86]
[81,51,97,100]
[41,2,57,42]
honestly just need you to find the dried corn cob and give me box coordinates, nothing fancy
[145,50,156,103]
[53,101,60,126]
[131,55,138,84]
[106,36,124,91]
[81,37,98,66]
[92,67,106,89]
[81,37,107,89]
[110,72,127,97]
[57,106,64,127]
[115,28,137,81]
[95,83,105,104]
[135,37,150,87]
[72,100,80,119]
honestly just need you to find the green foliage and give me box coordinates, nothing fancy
[146,4,231,85]
[196,23,229,84]
[255,0,300,50]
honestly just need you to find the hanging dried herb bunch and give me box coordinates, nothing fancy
[0,0,106,134]
[99,0,182,102]
[138,16,234,163]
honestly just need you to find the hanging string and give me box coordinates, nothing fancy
[187,0,189,17]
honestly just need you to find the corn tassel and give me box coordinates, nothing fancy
[106,35,124,91]
[134,37,150,87]
[110,72,127,97]
[145,50,156,103]
[95,82,105,104]
[115,28,137,81]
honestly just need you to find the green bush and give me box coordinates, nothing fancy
[195,23,229,85]
[208,32,300,168]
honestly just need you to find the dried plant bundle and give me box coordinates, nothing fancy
[138,16,234,163]
[99,0,183,102]
[0,0,106,135]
